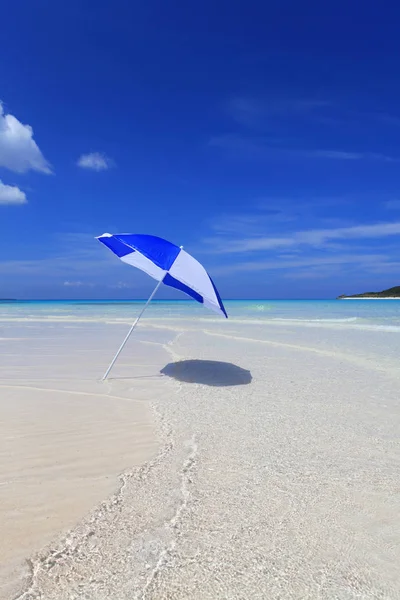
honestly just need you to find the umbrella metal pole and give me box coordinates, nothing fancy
[102,278,164,380]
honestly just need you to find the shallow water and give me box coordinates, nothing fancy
[1,299,400,332]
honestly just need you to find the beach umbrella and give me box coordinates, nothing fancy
[97,233,227,379]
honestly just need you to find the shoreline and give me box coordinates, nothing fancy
[1,317,400,599]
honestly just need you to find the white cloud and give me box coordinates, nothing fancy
[77,152,112,171]
[227,95,329,127]
[212,253,388,275]
[63,280,95,287]
[0,103,52,174]
[307,149,397,161]
[305,150,362,160]
[64,281,84,287]
[0,180,27,205]
[0,232,123,279]
[207,221,400,254]
[111,281,134,289]
[209,134,399,162]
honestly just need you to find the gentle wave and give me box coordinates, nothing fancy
[2,315,400,334]
[350,324,400,333]
[269,317,359,323]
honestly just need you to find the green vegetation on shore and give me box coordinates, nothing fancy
[338,286,400,299]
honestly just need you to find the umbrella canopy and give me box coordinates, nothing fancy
[97,233,227,318]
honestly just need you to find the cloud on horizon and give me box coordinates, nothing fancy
[205,219,400,254]
[0,233,116,278]
[212,252,398,277]
[201,202,400,282]
[0,102,52,174]
[64,280,95,287]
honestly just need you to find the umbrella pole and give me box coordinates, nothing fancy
[102,278,164,380]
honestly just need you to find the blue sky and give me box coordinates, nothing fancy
[1,0,400,300]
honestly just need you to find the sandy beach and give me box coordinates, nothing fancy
[1,312,400,599]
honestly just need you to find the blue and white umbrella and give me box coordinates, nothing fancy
[97,233,227,379]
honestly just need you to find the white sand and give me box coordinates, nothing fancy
[1,318,400,599]
[0,325,161,600]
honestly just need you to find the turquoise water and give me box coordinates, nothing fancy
[1,299,400,332]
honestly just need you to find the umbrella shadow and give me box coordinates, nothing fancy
[160,359,252,387]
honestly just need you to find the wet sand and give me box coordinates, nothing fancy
[1,318,400,599]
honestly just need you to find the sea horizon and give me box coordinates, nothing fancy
[3,297,400,303]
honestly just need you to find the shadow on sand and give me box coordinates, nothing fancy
[160,359,252,387]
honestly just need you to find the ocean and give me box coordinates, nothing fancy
[1,299,400,333]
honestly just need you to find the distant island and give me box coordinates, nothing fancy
[338,286,400,299]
